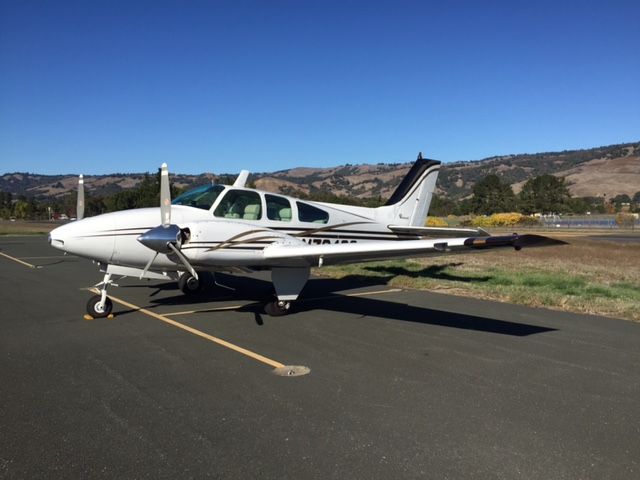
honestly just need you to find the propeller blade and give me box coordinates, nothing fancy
[168,243,199,280]
[77,174,85,220]
[160,163,171,227]
[140,252,159,279]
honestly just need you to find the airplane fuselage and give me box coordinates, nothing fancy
[45,156,560,319]
[49,185,418,273]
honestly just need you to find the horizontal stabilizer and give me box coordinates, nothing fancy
[388,225,490,237]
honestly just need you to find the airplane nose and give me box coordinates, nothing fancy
[49,225,67,251]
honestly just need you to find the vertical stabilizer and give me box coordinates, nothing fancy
[375,153,441,226]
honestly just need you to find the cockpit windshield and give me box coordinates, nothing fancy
[172,184,225,210]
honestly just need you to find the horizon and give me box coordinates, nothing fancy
[1,140,638,177]
[1,1,639,175]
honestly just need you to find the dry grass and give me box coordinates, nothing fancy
[0,220,58,235]
[438,236,640,286]
[316,235,640,322]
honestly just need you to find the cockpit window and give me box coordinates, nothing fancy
[172,185,225,210]
[214,189,263,220]
[297,202,329,224]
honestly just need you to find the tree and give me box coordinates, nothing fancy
[103,169,178,212]
[470,174,516,215]
[632,192,640,213]
[86,196,107,216]
[13,200,31,219]
[429,194,457,216]
[0,191,12,209]
[612,194,631,211]
[135,172,162,208]
[519,175,571,214]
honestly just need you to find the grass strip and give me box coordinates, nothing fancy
[316,257,640,322]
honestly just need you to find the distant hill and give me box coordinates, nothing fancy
[437,142,639,199]
[1,142,638,201]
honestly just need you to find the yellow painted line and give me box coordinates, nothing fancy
[0,252,36,269]
[164,305,247,316]
[89,289,285,369]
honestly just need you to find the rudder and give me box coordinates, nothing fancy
[379,153,441,226]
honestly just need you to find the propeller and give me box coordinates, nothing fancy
[160,163,171,226]
[137,163,199,280]
[77,174,85,220]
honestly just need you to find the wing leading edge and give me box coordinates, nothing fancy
[263,234,567,267]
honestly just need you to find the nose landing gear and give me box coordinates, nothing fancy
[86,272,114,318]
[86,295,113,318]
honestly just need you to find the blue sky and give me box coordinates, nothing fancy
[1,0,639,174]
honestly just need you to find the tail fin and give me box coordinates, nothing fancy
[375,153,441,226]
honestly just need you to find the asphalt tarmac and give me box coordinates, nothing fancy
[1,236,639,479]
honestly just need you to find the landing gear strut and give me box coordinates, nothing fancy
[262,267,309,317]
[86,272,114,318]
[264,299,291,317]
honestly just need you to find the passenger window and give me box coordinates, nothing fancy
[214,190,262,220]
[266,194,292,222]
[297,202,329,224]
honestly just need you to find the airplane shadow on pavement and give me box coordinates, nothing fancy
[122,271,556,338]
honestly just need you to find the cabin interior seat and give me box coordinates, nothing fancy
[243,204,261,220]
[279,208,292,221]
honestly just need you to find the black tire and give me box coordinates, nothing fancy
[86,295,113,318]
[178,271,214,295]
[264,300,291,317]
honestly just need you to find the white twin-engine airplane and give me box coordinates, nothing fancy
[49,154,562,318]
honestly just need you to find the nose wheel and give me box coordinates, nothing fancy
[86,270,114,318]
[86,295,113,318]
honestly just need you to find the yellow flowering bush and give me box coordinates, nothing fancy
[471,212,538,227]
[426,216,449,227]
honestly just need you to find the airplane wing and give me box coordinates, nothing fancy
[388,225,490,237]
[263,234,566,267]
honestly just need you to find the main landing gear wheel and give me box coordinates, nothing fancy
[264,300,291,317]
[178,271,214,295]
[86,295,113,318]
